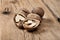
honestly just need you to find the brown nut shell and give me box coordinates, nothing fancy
[23,13,41,31]
[32,7,44,18]
[27,13,41,21]
[14,14,25,28]
[23,19,40,31]
[21,8,30,16]
[14,8,29,29]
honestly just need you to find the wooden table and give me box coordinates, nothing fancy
[0,0,60,40]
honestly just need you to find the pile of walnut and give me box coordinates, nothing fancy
[14,7,44,32]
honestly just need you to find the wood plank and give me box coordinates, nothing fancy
[0,0,60,40]
[42,0,60,20]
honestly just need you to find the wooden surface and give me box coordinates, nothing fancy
[42,0,60,19]
[0,0,60,40]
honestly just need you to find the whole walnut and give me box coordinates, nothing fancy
[32,7,44,18]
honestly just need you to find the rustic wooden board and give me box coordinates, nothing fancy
[0,0,60,40]
[42,0,60,19]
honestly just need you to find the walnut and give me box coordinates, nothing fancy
[32,7,44,18]
[23,13,41,31]
[14,8,30,29]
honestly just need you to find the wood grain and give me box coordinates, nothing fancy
[0,0,60,40]
[42,0,60,19]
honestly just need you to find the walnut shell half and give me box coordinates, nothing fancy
[14,8,30,29]
[23,13,41,31]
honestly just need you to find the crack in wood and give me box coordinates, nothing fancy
[42,0,60,22]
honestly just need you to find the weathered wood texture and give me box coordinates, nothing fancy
[42,0,60,18]
[0,0,60,40]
